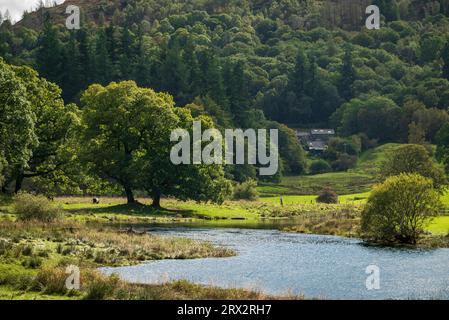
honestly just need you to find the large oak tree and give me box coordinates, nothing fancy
[80,81,231,206]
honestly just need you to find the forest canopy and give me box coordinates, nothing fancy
[1,0,449,195]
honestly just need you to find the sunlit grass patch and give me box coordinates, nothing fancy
[260,192,370,205]
[427,216,449,235]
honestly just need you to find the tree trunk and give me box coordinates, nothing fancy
[151,191,161,208]
[124,185,135,204]
[15,174,24,194]
[2,176,14,194]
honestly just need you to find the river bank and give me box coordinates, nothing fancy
[1,195,449,300]
[102,227,449,300]
[0,219,297,300]
[54,196,449,248]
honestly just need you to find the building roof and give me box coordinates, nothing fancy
[311,129,335,135]
[296,131,310,137]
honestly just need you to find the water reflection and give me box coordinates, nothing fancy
[101,228,449,300]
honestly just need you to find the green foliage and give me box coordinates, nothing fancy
[374,0,400,21]
[80,81,175,203]
[268,121,306,175]
[9,65,81,194]
[13,193,63,222]
[316,187,338,204]
[232,179,259,201]
[332,96,402,142]
[0,59,36,188]
[36,20,63,85]
[361,173,441,244]
[339,45,356,101]
[3,0,449,141]
[80,81,232,206]
[309,160,332,174]
[382,144,448,190]
[436,122,449,176]
[442,39,449,81]
[321,136,361,172]
[2,0,449,196]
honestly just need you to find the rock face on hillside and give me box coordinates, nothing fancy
[10,0,381,31]
[12,0,449,32]
[15,0,123,30]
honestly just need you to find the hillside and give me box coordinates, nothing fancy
[16,0,118,30]
[14,0,449,32]
[15,0,358,31]
[1,0,449,183]
[259,143,403,196]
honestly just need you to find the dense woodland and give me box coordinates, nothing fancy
[2,0,449,198]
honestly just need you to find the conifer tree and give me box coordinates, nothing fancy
[339,45,356,101]
[36,17,63,84]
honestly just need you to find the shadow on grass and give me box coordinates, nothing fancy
[66,202,196,218]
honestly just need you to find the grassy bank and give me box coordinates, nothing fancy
[0,265,294,300]
[0,195,311,300]
[1,191,449,300]
[4,190,449,237]
[8,194,447,237]
[1,212,293,300]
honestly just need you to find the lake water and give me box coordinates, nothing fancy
[101,227,449,300]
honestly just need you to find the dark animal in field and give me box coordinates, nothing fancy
[93,197,100,204]
[47,196,54,201]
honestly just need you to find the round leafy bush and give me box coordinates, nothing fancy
[309,160,332,174]
[232,179,259,201]
[361,173,440,244]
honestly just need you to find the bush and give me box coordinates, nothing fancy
[13,193,63,222]
[309,160,332,174]
[232,179,259,201]
[361,173,440,244]
[316,187,339,204]
[331,154,357,171]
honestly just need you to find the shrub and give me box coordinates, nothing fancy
[316,187,339,204]
[309,160,332,174]
[361,173,440,244]
[331,154,357,171]
[13,193,63,222]
[232,179,259,201]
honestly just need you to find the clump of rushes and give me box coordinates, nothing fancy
[13,193,63,222]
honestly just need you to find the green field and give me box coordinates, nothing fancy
[260,192,371,205]
[259,144,403,197]
[427,217,449,235]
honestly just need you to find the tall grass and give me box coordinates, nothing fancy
[0,220,235,267]
[30,267,302,300]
